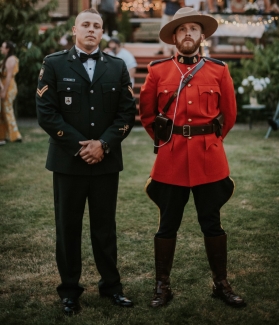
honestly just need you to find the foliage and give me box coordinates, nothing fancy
[240,39,279,110]
[228,36,279,122]
[118,10,133,42]
[227,61,248,122]
[0,125,279,324]
[261,19,279,45]
[0,0,74,117]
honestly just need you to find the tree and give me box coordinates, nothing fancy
[0,0,74,116]
[117,10,133,42]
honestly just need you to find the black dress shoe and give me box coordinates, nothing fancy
[61,298,81,316]
[101,293,133,307]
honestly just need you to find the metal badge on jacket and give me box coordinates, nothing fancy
[65,97,72,105]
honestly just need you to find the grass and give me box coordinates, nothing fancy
[0,121,279,325]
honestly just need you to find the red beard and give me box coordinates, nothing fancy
[175,36,202,55]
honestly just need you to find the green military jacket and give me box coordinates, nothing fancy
[36,46,136,175]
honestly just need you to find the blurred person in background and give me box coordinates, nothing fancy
[99,0,118,36]
[255,0,271,12]
[156,0,185,55]
[104,37,137,87]
[184,0,206,11]
[0,41,22,146]
[270,0,279,12]
[230,0,247,12]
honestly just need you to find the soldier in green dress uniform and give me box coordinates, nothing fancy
[36,8,136,315]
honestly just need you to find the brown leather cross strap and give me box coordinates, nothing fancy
[162,58,206,114]
[172,123,218,137]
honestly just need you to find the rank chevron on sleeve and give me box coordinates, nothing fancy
[37,85,49,97]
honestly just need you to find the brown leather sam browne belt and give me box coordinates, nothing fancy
[172,124,218,137]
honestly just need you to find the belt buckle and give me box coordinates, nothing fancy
[183,125,191,137]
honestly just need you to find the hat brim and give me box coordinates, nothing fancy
[159,15,218,44]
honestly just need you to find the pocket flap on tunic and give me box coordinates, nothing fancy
[57,82,81,93]
[205,133,220,150]
[198,85,221,96]
[101,82,121,93]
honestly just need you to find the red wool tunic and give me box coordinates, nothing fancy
[139,56,237,187]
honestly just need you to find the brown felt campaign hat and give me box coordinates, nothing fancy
[159,7,218,44]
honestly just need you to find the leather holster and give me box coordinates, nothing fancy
[153,115,173,141]
[213,113,224,137]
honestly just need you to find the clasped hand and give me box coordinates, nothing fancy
[79,140,104,165]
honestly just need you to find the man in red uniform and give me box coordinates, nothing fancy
[140,7,246,308]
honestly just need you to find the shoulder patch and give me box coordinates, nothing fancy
[203,57,226,66]
[150,56,173,67]
[45,49,69,59]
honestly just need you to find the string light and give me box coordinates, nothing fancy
[216,15,278,27]
[121,0,161,12]
[120,1,278,27]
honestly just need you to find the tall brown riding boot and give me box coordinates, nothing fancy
[150,237,176,308]
[204,234,246,307]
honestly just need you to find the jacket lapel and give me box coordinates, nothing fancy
[67,47,91,82]
[91,52,108,86]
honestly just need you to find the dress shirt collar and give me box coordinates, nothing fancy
[75,45,100,57]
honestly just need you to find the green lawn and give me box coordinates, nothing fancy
[0,122,278,325]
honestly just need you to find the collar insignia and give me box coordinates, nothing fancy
[177,55,199,65]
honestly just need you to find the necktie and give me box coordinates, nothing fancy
[79,52,100,63]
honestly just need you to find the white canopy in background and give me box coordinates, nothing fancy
[212,23,266,38]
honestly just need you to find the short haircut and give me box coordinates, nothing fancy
[76,8,101,18]
[108,37,121,46]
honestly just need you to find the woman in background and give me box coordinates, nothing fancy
[0,41,22,146]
